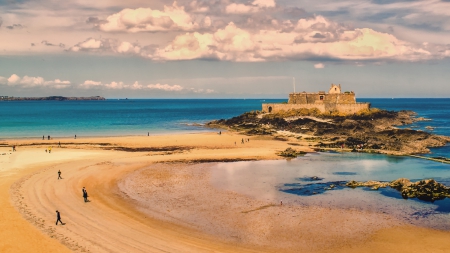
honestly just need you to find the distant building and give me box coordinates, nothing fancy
[262,84,370,115]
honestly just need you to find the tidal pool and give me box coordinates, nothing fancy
[211,152,450,230]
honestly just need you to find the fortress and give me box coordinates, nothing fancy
[262,84,370,115]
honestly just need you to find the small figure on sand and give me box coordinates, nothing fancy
[55,210,65,225]
[241,138,244,144]
[75,134,77,139]
[42,135,45,140]
[58,141,61,147]
[82,187,89,202]
[58,170,62,180]
[12,145,16,152]
[48,147,52,153]
[45,149,47,153]
[148,132,149,136]
[48,135,50,140]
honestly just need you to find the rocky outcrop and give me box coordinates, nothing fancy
[207,109,450,155]
[346,178,450,202]
[277,147,306,158]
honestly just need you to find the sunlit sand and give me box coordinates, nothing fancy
[1,133,450,252]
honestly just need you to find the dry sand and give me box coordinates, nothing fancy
[1,132,450,252]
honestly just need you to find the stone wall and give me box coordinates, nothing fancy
[288,93,356,104]
[261,102,370,115]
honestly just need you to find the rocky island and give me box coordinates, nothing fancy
[0,96,106,101]
[208,84,450,156]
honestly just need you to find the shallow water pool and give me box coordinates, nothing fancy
[211,152,450,230]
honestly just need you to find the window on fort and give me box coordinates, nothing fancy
[320,96,324,100]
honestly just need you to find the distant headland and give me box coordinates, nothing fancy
[0,96,106,101]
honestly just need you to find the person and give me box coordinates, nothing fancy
[12,145,16,152]
[219,131,221,135]
[75,134,77,139]
[42,135,44,140]
[55,210,64,225]
[45,149,47,153]
[48,135,50,140]
[58,141,61,147]
[49,147,52,153]
[82,187,89,202]
[58,170,62,180]
[148,132,149,136]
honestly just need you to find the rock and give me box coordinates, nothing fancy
[345,178,450,202]
[278,147,306,158]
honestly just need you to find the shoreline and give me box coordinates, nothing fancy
[2,133,450,252]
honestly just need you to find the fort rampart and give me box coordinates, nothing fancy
[262,84,370,115]
[261,102,370,115]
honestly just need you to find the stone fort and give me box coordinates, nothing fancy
[262,84,370,115]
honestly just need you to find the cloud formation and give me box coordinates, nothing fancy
[80,80,183,91]
[64,1,448,63]
[152,18,434,62]
[314,63,324,69]
[79,80,212,93]
[0,74,71,89]
[96,2,205,33]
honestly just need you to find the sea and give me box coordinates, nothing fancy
[2,98,450,229]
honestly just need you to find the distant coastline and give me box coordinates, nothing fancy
[0,96,105,101]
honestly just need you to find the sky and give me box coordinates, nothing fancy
[0,0,449,98]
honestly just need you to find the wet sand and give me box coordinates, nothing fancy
[1,132,450,252]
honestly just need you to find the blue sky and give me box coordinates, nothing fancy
[1,0,449,98]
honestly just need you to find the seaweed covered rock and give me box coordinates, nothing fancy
[346,178,450,202]
[401,179,450,201]
[278,147,306,158]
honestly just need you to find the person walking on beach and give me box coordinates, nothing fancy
[82,187,89,202]
[75,134,77,139]
[42,135,44,140]
[12,145,16,152]
[58,170,62,180]
[55,210,65,225]
[48,135,50,140]
[58,141,61,148]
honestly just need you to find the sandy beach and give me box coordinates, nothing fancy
[1,132,450,253]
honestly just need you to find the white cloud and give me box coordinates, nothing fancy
[252,0,276,8]
[80,80,184,91]
[97,2,199,33]
[314,63,324,69]
[0,74,71,88]
[68,38,142,55]
[225,0,276,14]
[146,83,183,91]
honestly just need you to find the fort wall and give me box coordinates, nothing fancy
[261,102,370,114]
[288,93,356,104]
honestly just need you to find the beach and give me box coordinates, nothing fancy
[1,132,450,252]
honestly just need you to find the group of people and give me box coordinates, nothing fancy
[55,170,90,225]
[43,135,77,140]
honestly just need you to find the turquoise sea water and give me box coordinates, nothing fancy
[0,98,449,136]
